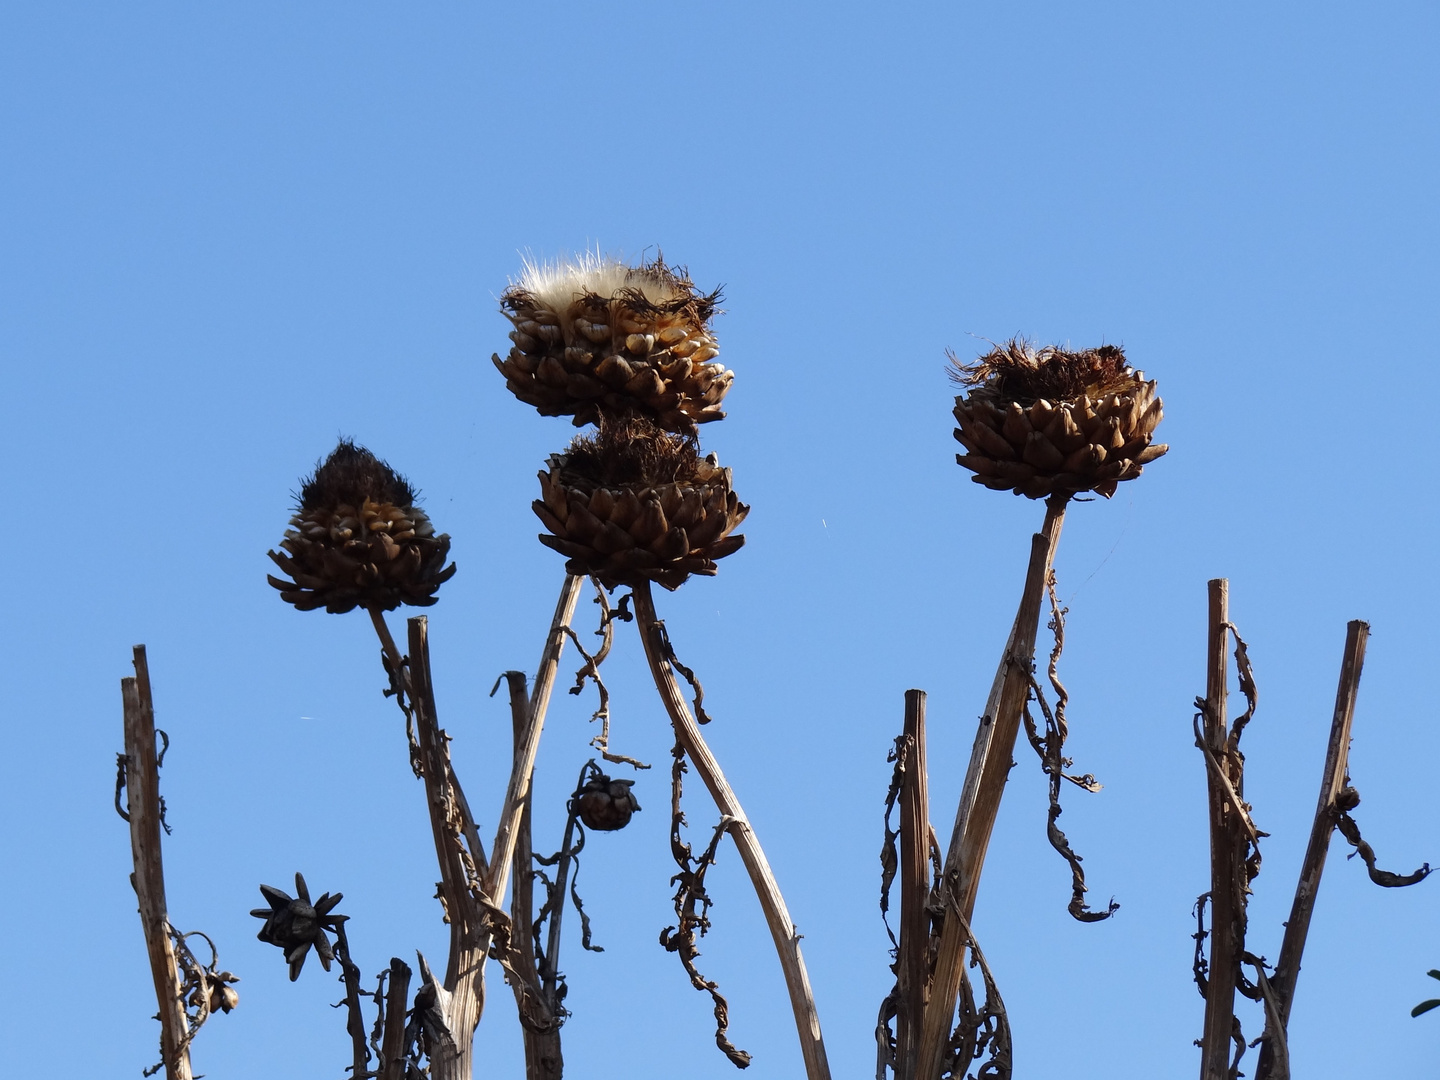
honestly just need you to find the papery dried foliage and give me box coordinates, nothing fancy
[943,909,1012,1080]
[494,255,730,434]
[534,417,748,591]
[1019,573,1117,923]
[565,581,649,769]
[661,743,752,1069]
[951,339,1166,500]
[1334,795,1431,888]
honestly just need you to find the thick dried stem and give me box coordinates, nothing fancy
[121,646,194,1080]
[632,580,832,1080]
[503,671,564,1080]
[406,617,485,1080]
[486,575,585,904]
[916,494,1068,1078]
[379,958,413,1080]
[1254,621,1366,1079]
[1199,579,1245,1080]
[894,690,931,1080]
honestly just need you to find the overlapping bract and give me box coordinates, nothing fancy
[493,257,731,435]
[532,420,748,591]
[267,441,456,613]
[952,341,1168,499]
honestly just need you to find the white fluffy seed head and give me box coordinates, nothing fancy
[509,249,684,311]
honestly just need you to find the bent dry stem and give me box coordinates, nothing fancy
[915,493,1068,1079]
[631,580,832,1080]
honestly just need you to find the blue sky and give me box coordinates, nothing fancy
[3,2,1438,1077]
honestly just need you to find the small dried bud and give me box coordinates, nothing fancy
[188,970,240,1015]
[575,774,641,832]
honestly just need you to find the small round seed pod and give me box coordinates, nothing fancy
[575,774,641,832]
[267,440,457,614]
[493,254,731,435]
[952,340,1168,499]
[188,970,240,1015]
[533,416,748,591]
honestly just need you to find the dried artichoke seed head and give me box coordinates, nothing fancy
[951,340,1168,499]
[266,439,457,614]
[575,773,641,832]
[493,252,730,435]
[532,415,748,591]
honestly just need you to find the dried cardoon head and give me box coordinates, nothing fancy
[575,773,641,832]
[951,340,1167,499]
[533,416,748,591]
[266,440,457,613]
[250,873,345,982]
[493,253,731,435]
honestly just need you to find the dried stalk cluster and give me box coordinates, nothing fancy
[533,417,748,591]
[267,440,456,613]
[494,254,731,435]
[953,340,1167,499]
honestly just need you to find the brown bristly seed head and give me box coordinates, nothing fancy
[266,439,457,614]
[951,339,1169,500]
[493,252,732,435]
[532,414,748,591]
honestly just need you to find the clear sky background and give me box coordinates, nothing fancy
[3,3,1438,1077]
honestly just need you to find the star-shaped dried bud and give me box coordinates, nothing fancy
[250,872,346,981]
[575,773,641,831]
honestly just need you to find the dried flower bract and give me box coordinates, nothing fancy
[533,416,748,590]
[952,339,1168,499]
[494,253,731,434]
[267,440,456,613]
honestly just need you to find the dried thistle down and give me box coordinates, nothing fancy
[952,339,1168,499]
[494,253,731,435]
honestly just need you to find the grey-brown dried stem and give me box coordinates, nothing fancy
[1253,620,1431,1078]
[121,645,194,1080]
[1198,579,1249,1080]
[914,494,1068,1079]
[404,616,487,1080]
[894,690,931,1080]
[501,670,564,1080]
[632,580,832,1080]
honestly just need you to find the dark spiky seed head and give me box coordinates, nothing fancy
[950,339,1136,405]
[299,439,416,514]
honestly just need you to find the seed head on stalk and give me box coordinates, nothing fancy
[266,439,456,614]
[494,252,730,435]
[952,339,1168,499]
[532,415,748,591]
